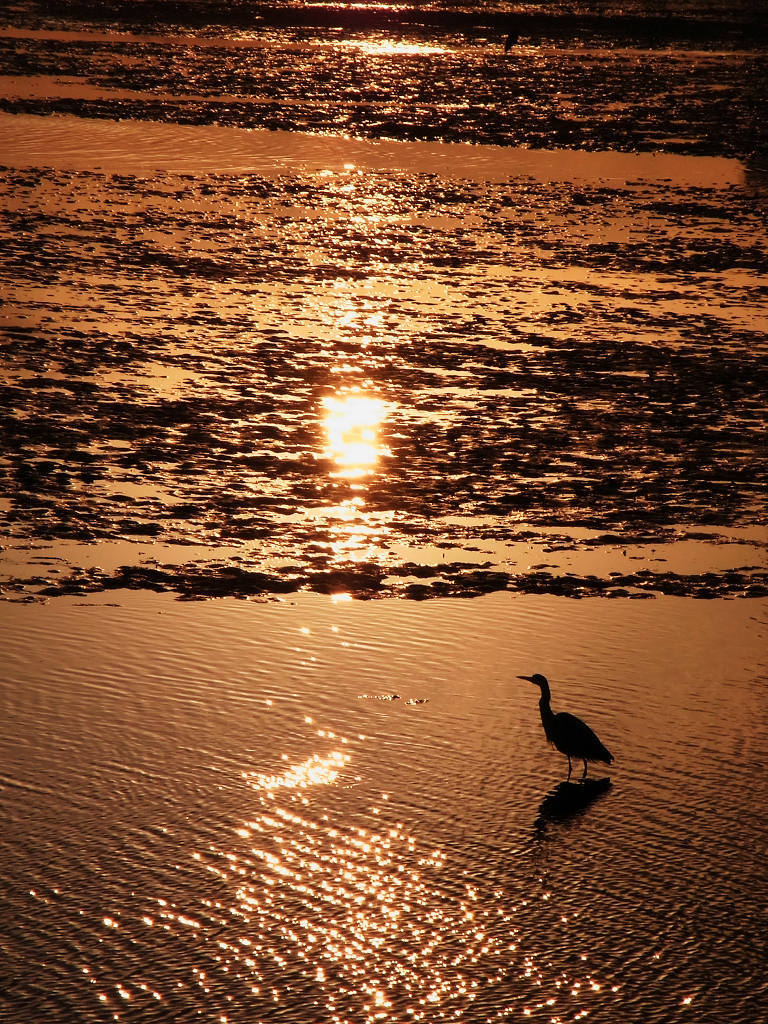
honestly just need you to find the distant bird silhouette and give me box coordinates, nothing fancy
[504,30,519,52]
[518,674,613,780]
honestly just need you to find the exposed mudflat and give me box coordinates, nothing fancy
[1,1,767,602]
[1,2,766,158]
[2,7,768,1024]
[1,121,766,602]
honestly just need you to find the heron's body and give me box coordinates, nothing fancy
[519,674,613,779]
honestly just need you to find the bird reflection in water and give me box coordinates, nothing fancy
[536,777,613,828]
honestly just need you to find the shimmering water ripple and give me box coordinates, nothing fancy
[1,593,767,1023]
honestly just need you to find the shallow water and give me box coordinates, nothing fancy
[2,0,767,157]
[1,591,767,1023]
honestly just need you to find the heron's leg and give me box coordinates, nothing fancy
[581,759,588,781]
[566,755,572,780]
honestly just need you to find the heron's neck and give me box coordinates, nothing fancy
[538,687,555,729]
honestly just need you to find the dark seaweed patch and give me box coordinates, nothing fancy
[1,157,766,603]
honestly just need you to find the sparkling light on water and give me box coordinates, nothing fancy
[336,37,450,58]
[122,723,619,1024]
[322,391,391,479]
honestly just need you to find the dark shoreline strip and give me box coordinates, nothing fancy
[3,562,766,602]
[9,2,768,44]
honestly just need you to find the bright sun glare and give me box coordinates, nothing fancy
[321,392,390,478]
[338,37,448,56]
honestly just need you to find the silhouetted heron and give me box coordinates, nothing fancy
[518,673,613,780]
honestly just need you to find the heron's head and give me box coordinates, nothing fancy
[517,673,548,689]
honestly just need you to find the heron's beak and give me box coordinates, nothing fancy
[517,675,535,682]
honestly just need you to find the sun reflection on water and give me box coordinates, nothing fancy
[130,728,618,1024]
[244,750,351,795]
[314,389,396,563]
[222,748,497,1021]
[335,36,449,57]
[322,390,391,479]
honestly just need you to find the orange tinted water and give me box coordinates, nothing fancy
[1,592,766,1022]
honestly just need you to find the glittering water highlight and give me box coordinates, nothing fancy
[2,592,766,1023]
[1,598,768,1019]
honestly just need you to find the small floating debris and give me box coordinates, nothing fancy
[356,694,429,705]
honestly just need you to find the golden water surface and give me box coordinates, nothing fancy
[1,593,767,1022]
